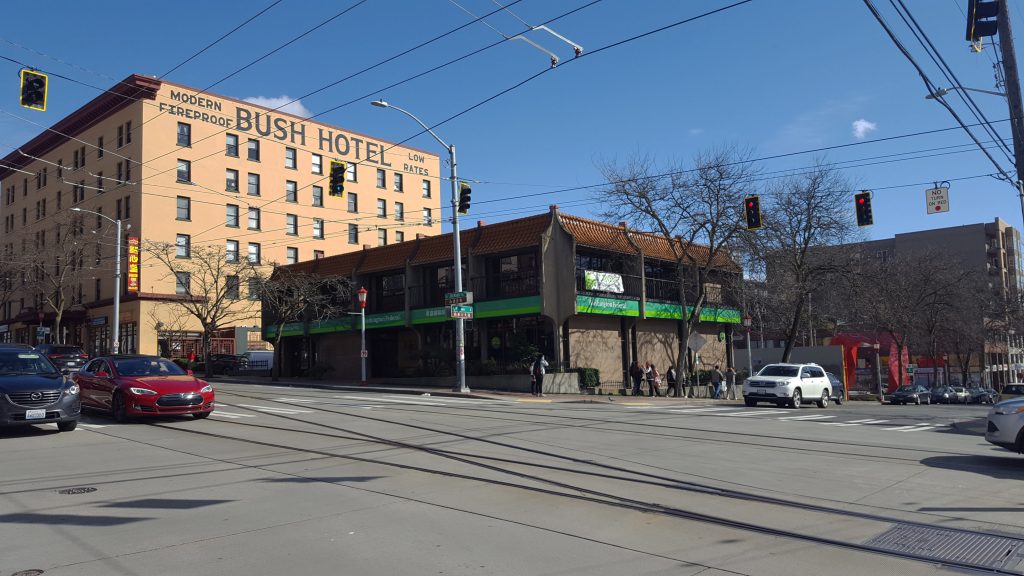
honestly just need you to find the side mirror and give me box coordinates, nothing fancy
[96,370,109,378]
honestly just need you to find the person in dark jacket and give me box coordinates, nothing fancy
[532,353,549,397]
[629,360,644,396]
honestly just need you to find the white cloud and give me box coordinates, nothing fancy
[242,95,312,118]
[852,118,877,139]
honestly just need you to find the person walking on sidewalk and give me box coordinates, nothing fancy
[725,366,737,400]
[532,353,548,397]
[666,366,677,397]
[648,364,663,397]
[629,360,643,396]
[711,365,724,399]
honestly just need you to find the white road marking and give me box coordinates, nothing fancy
[235,404,314,414]
[723,410,788,417]
[77,423,107,429]
[210,411,257,418]
[382,394,512,405]
[882,424,942,432]
[668,407,735,413]
[334,395,446,406]
[778,414,836,421]
[272,397,320,403]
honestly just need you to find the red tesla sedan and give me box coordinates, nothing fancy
[74,355,214,422]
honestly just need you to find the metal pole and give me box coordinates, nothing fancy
[112,218,121,355]
[450,144,468,393]
[361,306,366,384]
[875,345,884,403]
[745,329,753,384]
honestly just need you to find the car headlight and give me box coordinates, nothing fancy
[199,384,213,393]
[128,387,158,396]
[64,383,79,396]
[994,405,1024,415]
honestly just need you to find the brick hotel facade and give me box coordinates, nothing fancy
[0,74,441,357]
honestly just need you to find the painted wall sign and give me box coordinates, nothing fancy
[576,295,640,317]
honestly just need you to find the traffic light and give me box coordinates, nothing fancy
[743,195,762,230]
[19,69,47,112]
[855,191,873,227]
[328,160,346,198]
[966,0,999,43]
[457,181,472,214]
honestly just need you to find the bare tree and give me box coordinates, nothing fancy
[145,241,262,377]
[744,161,860,361]
[940,278,991,386]
[598,146,755,396]
[21,212,90,344]
[256,266,351,381]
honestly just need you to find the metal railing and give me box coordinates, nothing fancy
[469,273,539,301]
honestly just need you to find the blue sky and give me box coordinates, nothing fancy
[2,0,1023,240]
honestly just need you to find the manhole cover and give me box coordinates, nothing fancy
[11,570,45,576]
[865,524,1024,571]
[56,487,96,495]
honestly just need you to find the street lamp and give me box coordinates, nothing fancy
[358,286,367,384]
[925,86,1006,99]
[71,207,121,355]
[872,342,884,403]
[371,99,469,393]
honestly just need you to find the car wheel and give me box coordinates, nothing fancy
[112,392,128,423]
[817,389,829,408]
[57,420,78,432]
[192,411,211,420]
[789,388,802,409]
[835,394,844,406]
[744,399,757,407]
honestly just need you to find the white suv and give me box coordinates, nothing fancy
[743,363,831,409]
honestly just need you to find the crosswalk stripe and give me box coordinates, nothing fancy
[235,404,314,414]
[778,414,835,421]
[882,424,939,431]
[668,407,734,413]
[334,395,445,406]
[210,411,257,418]
[724,410,788,417]
[78,423,106,428]
[381,394,511,405]
[273,397,319,403]
[210,412,240,419]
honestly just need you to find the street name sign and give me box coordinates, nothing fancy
[448,305,474,319]
[444,291,473,305]
[926,187,949,214]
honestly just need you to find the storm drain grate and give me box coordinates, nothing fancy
[864,524,1024,571]
[56,487,96,495]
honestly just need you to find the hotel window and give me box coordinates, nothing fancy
[73,149,79,169]
[247,242,261,264]
[176,234,191,258]
[311,153,322,174]
[396,231,405,243]
[116,198,122,220]
[346,163,357,182]
[423,207,432,225]
[176,159,191,183]
[96,172,104,193]
[348,224,358,244]
[377,199,386,217]
[226,169,239,192]
[286,247,298,264]
[177,123,191,147]
[376,169,385,188]
[248,278,261,301]
[395,202,404,221]
[226,275,240,299]
[116,162,123,185]
[286,214,298,235]
[95,278,102,302]
[97,137,104,158]
[285,147,297,169]
[286,180,297,203]
[226,133,239,156]
[422,179,431,198]
[176,196,191,220]
[347,192,358,213]
[125,158,131,182]
[125,121,132,144]
[175,271,190,295]
[312,185,323,207]
[248,207,260,230]
[247,173,260,196]
[394,173,403,192]
[56,190,61,210]
[378,229,387,246]
[117,125,124,148]
[226,240,239,262]
[124,195,131,219]
[80,146,86,167]
[226,204,239,227]
[313,218,324,239]
[247,139,260,161]
[313,250,324,259]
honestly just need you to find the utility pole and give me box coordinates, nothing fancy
[997,0,1024,224]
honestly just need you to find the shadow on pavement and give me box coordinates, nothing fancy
[100,498,232,509]
[261,476,385,484]
[0,513,151,526]
[920,454,1024,479]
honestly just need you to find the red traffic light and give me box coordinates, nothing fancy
[858,197,865,204]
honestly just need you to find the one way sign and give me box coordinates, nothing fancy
[926,186,949,214]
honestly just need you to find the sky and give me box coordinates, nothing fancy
[2,0,1023,242]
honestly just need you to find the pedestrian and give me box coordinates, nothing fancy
[532,353,548,397]
[629,360,643,396]
[649,364,662,397]
[725,366,737,400]
[666,366,678,397]
[187,350,196,370]
[711,364,724,399]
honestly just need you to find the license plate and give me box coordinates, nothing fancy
[25,409,46,420]
[66,362,77,367]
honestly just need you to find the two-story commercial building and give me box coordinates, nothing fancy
[267,206,743,387]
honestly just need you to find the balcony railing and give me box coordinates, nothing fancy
[408,281,454,309]
[469,273,539,301]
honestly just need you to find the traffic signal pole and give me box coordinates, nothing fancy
[997,0,1024,228]
[449,143,469,393]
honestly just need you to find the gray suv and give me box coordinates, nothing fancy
[0,344,80,431]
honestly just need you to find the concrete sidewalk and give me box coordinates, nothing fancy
[209,373,747,405]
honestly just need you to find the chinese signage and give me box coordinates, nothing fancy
[127,236,140,292]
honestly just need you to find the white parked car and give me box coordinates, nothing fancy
[743,363,832,409]
[986,397,1024,454]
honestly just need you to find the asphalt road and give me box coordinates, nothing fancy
[2,384,1022,576]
